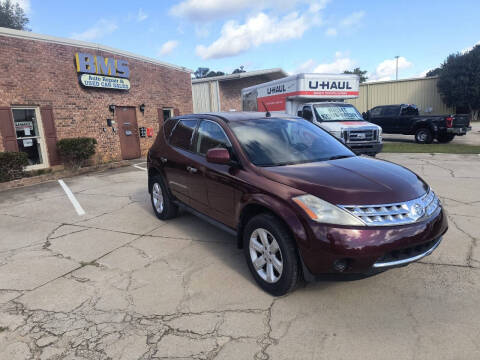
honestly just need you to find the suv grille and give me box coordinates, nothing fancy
[344,129,377,143]
[340,190,440,226]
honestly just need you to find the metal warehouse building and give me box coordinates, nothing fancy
[192,69,287,113]
[346,76,454,115]
[193,70,454,116]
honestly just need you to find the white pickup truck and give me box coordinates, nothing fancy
[241,73,383,156]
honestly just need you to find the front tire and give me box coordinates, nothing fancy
[415,128,433,144]
[437,133,455,143]
[150,175,178,220]
[243,214,300,296]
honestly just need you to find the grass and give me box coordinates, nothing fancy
[382,142,480,154]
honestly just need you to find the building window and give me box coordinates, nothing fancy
[11,108,49,169]
[163,108,173,121]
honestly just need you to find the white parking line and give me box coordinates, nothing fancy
[133,164,147,171]
[58,179,86,216]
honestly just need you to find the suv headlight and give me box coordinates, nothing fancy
[293,194,365,226]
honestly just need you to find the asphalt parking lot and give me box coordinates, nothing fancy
[0,154,479,360]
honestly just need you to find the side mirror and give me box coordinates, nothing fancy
[362,111,369,120]
[297,110,303,117]
[303,111,313,122]
[206,148,231,164]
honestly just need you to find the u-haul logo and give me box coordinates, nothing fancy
[267,84,286,94]
[75,52,130,78]
[309,81,352,90]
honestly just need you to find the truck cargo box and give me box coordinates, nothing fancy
[242,73,360,113]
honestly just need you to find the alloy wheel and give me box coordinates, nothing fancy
[417,130,427,142]
[249,228,284,283]
[152,182,164,214]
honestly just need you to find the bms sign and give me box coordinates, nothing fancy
[75,52,130,90]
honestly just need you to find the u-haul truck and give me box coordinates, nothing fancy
[241,73,383,156]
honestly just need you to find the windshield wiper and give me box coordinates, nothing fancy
[326,155,353,161]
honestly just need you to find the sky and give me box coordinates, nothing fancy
[15,0,480,81]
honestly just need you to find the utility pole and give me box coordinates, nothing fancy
[395,56,400,80]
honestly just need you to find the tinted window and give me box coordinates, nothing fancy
[169,119,197,151]
[381,106,399,116]
[370,107,382,117]
[230,118,354,167]
[196,120,231,155]
[163,118,178,139]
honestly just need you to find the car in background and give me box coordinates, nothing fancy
[147,112,447,296]
[363,104,471,143]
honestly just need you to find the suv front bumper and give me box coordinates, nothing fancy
[298,207,447,278]
[347,142,383,156]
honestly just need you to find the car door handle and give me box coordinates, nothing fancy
[160,157,167,163]
[187,166,198,174]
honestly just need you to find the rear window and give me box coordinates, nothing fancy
[169,119,197,151]
[400,106,419,116]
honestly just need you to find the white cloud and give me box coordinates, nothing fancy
[293,52,355,74]
[295,59,317,73]
[195,24,210,38]
[325,10,365,37]
[158,40,179,56]
[462,40,480,54]
[313,52,355,73]
[368,56,412,81]
[71,19,118,41]
[170,0,329,22]
[196,6,324,59]
[418,69,431,78]
[12,0,30,12]
[325,27,337,36]
[137,8,148,22]
[340,11,365,27]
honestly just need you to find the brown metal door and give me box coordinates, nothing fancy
[117,107,141,160]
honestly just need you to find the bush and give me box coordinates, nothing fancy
[57,137,97,169]
[0,151,29,182]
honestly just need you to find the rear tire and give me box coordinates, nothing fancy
[436,133,455,143]
[414,128,433,144]
[243,214,300,296]
[150,175,178,220]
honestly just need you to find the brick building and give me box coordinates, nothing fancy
[192,69,287,113]
[0,27,193,170]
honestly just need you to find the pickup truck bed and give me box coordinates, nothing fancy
[364,104,471,143]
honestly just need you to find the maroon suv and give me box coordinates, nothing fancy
[147,112,447,296]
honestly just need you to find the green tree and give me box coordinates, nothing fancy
[344,67,368,83]
[0,0,29,30]
[194,67,210,79]
[436,45,480,121]
[232,65,246,74]
[206,70,225,77]
[426,68,441,77]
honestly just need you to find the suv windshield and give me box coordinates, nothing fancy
[314,103,363,122]
[230,118,354,167]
